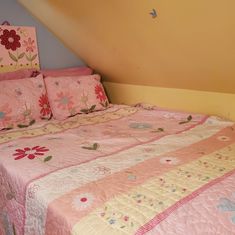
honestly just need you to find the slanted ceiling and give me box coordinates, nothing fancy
[19,0,235,94]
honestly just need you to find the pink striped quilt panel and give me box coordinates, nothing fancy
[0,104,234,235]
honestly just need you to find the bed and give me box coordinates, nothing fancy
[0,103,235,235]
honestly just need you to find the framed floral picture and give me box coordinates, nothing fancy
[0,25,40,72]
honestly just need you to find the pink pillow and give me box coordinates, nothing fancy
[0,74,52,130]
[44,74,109,120]
[41,66,93,77]
[0,68,35,81]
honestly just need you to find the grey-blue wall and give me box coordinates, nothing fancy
[0,0,85,69]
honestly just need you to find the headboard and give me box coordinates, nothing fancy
[0,25,40,72]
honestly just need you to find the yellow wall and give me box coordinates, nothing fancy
[18,0,235,120]
[18,0,235,93]
[104,82,235,121]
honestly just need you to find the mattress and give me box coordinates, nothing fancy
[0,104,234,235]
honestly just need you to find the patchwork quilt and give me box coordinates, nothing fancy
[0,104,234,235]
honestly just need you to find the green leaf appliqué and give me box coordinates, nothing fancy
[151,127,164,133]
[8,52,18,62]
[179,115,193,125]
[31,54,37,61]
[18,52,25,59]
[44,156,52,162]
[82,143,99,150]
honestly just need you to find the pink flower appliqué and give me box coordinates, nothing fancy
[13,146,49,160]
[28,184,40,199]
[0,104,12,126]
[22,37,35,52]
[54,91,74,110]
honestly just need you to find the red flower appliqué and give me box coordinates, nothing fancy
[0,29,21,51]
[13,146,49,160]
[39,94,52,117]
[95,84,106,102]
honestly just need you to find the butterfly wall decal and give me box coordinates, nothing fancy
[150,9,157,18]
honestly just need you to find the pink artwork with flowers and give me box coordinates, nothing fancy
[0,25,40,73]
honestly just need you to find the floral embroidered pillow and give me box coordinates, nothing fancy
[0,74,52,130]
[44,74,109,120]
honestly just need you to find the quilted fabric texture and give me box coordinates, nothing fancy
[0,74,52,130]
[44,74,109,120]
[0,105,234,235]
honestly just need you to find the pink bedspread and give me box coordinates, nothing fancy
[0,104,234,235]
